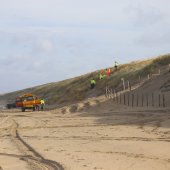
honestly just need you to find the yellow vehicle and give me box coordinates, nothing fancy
[17,94,41,112]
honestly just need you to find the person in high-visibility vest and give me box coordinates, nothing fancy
[99,72,106,80]
[40,99,45,110]
[90,79,96,89]
[114,61,118,71]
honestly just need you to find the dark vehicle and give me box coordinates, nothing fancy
[6,103,16,109]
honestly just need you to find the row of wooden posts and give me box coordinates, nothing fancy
[105,88,166,108]
[105,67,170,107]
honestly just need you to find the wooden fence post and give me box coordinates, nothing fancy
[129,82,131,91]
[111,89,113,99]
[110,89,112,99]
[163,94,165,107]
[118,93,120,104]
[148,74,150,80]
[158,69,161,75]
[146,93,149,107]
[105,86,108,98]
[116,92,118,103]
[139,76,141,83]
[124,94,126,105]
[108,88,110,99]
[142,94,144,107]
[114,90,116,102]
[128,93,130,106]
[128,81,130,91]
[159,94,161,107]
[120,93,122,104]
[109,89,112,99]
[152,93,154,107]
[132,94,134,107]
[109,89,111,99]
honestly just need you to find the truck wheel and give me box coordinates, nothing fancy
[33,107,35,111]
[22,107,25,112]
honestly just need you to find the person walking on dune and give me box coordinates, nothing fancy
[99,72,106,80]
[90,78,96,89]
[106,68,111,76]
[114,61,118,71]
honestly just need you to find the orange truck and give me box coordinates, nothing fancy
[16,94,41,112]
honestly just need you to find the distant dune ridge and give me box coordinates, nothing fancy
[0,53,170,109]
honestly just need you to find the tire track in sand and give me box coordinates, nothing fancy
[10,119,64,170]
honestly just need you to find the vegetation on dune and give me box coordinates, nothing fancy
[0,54,170,109]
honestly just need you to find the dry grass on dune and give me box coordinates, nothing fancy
[0,54,170,109]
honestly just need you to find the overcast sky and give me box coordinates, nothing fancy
[0,0,170,93]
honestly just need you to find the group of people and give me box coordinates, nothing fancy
[90,61,118,89]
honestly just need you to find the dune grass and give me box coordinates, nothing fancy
[0,54,170,109]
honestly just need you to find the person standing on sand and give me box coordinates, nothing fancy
[40,99,45,110]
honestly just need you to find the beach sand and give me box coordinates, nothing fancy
[0,99,170,170]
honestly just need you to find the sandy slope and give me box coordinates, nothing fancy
[0,98,170,170]
[130,70,170,106]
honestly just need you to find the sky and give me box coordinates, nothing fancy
[0,0,170,93]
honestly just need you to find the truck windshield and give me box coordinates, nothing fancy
[26,96,34,101]
[22,96,34,101]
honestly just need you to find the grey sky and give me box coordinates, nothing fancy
[0,0,170,93]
